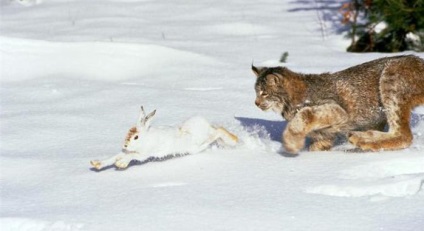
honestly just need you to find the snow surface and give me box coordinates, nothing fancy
[1,0,424,230]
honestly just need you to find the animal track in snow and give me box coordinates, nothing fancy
[183,87,223,91]
[306,156,424,198]
[0,218,83,231]
[149,182,188,188]
[340,157,424,179]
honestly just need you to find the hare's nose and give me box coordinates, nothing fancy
[124,144,128,148]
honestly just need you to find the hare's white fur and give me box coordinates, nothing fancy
[90,107,238,170]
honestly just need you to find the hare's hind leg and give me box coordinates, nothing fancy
[189,127,237,153]
[215,127,239,147]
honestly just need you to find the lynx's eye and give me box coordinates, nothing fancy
[261,92,269,97]
[134,135,139,140]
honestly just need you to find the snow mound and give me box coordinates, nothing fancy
[204,22,271,36]
[0,218,83,231]
[340,156,424,179]
[306,174,423,198]
[413,106,424,114]
[0,36,218,82]
[11,0,43,7]
[306,156,424,198]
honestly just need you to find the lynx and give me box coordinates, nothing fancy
[252,55,424,154]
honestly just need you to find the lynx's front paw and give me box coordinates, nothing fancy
[309,140,333,151]
[283,130,305,154]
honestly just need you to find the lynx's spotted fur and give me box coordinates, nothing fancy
[253,55,424,154]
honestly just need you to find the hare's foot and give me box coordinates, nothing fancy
[115,159,130,169]
[90,160,102,170]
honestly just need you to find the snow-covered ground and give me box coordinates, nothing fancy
[1,0,423,230]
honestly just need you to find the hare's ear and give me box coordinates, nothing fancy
[137,106,146,127]
[140,106,146,117]
[138,109,156,129]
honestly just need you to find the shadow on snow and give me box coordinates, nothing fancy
[90,113,424,171]
[288,0,350,34]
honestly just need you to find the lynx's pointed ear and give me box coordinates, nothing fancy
[266,74,281,86]
[252,65,265,77]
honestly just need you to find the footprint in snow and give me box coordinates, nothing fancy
[149,182,187,188]
[0,218,83,231]
[183,87,223,91]
[305,157,424,199]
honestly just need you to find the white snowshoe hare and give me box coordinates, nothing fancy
[90,107,239,170]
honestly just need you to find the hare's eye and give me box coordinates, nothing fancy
[134,135,139,140]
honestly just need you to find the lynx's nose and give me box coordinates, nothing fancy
[255,99,260,106]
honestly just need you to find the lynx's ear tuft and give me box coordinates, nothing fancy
[252,65,265,77]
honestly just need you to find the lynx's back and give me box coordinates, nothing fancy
[328,55,424,130]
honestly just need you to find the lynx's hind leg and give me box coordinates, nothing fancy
[348,120,387,144]
[349,105,413,151]
[349,64,424,151]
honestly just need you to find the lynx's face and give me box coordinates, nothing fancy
[253,66,286,113]
[254,84,280,111]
